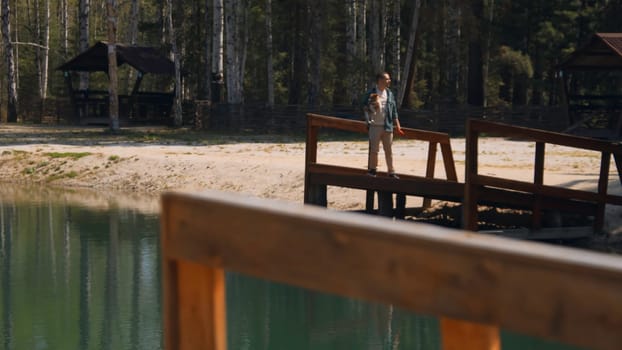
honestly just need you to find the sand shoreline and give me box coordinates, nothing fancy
[1,124,621,234]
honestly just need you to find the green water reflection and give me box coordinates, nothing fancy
[0,190,585,349]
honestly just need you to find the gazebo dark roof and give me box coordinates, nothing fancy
[558,33,622,71]
[57,41,174,75]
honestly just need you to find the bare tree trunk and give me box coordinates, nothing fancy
[129,0,138,44]
[356,0,367,90]
[369,0,381,73]
[390,0,401,84]
[79,0,90,90]
[60,0,68,57]
[266,0,274,106]
[307,2,321,106]
[106,0,119,131]
[203,0,211,100]
[398,0,421,107]
[345,0,356,103]
[2,0,18,122]
[166,0,183,126]
[212,0,224,102]
[224,0,246,104]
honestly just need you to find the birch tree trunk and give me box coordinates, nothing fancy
[397,0,421,107]
[266,0,274,106]
[106,0,119,131]
[2,0,18,122]
[212,0,224,102]
[79,0,90,90]
[41,0,49,99]
[166,0,183,126]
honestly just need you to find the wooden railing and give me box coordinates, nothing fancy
[464,119,622,233]
[305,113,458,213]
[161,190,622,350]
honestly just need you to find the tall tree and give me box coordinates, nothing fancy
[166,0,182,125]
[307,2,321,106]
[203,0,211,100]
[59,0,68,57]
[266,0,274,106]
[212,0,224,102]
[398,0,421,107]
[40,0,50,100]
[128,0,139,45]
[106,0,119,131]
[467,0,484,106]
[224,0,247,104]
[78,0,90,90]
[2,0,17,122]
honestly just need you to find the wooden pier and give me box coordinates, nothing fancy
[304,113,622,238]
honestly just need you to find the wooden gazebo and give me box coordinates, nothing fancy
[58,41,175,125]
[557,33,622,138]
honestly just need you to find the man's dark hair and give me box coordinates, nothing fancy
[376,71,390,82]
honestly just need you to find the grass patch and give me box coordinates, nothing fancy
[46,171,79,182]
[45,152,91,160]
[108,155,120,162]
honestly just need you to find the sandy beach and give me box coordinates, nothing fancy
[1,124,621,234]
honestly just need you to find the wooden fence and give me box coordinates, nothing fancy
[161,190,622,350]
[464,119,622,234]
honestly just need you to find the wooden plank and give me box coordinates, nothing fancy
[595,152,611,232]
[304,118,319,204]
[440,142,459,181]
[308,172,464,200]
[463,123,479,231]
[469,119,622,153]
[306,113,454,144]
[474,174,622,205]
[533,142,545,229]
[162,190,622,350]
[162,200,227,350]
[423,142,438,208]
[441,318,500,350]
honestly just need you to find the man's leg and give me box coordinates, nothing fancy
[368,126,383,174]
[381,131,395,174]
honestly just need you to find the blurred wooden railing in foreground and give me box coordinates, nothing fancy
[161,190,622,350]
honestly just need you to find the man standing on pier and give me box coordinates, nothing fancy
[363,71,404,179]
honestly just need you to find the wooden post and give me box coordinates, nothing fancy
[463,120,479,231]
[365,190,375,213]
[378,191,393,217]
[441,318,500,350]
[595,152,611,232]
[532,142,545,229]
[304,114,319,204]
[423,141,438,208]
[395,193,406,219]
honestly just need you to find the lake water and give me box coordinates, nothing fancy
[0,188,583,349]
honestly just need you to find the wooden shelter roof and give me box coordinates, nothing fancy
[57,41,174,75]
[558,33,622,71]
